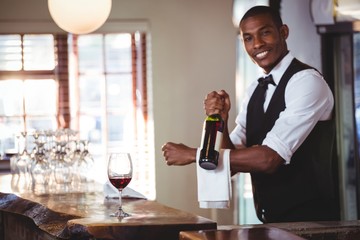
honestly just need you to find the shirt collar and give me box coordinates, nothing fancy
[259,52,294,85]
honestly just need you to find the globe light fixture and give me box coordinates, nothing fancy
[48,0,112,35]
[232,0,269,28]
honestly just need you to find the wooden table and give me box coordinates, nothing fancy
[180,227,307,240]
[180,222,360,240]
[0,174,217,240]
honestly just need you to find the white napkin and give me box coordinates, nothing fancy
[103,180,147,199]
[196,148,232,208]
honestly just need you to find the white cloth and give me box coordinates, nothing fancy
[230,53,334,163]
[196,148,232,208]
[103,180,147,199]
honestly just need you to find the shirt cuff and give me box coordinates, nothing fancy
[262,134,292,164]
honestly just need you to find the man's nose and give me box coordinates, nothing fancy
[253,35,265,49]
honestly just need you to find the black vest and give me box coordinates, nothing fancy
[246,58,338,222]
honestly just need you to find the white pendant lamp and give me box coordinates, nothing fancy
[232,0,269,27]
[48,0,112,35]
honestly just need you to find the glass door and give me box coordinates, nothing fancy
[334,34,358,220]
[320,24,360,220]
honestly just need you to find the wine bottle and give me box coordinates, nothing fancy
[199,114,224,170]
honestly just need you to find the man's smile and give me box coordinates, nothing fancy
[255,50,270,60]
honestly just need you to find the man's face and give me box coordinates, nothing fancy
[240,13,288,74]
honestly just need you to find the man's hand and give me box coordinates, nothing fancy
[204,90,231,121]
[161,142,197,166]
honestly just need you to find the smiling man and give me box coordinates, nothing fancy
[162,5,340,223]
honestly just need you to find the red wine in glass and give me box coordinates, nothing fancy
[107,153,133,218]
[109,176,132,190]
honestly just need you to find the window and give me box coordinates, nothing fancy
[70,32,155,199]
[0,32,155,200]
[0,34,58,153]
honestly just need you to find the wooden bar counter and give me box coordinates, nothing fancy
[0,174,217,240]
[180,221,360,240]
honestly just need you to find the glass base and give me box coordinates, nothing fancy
[110,209,131,218]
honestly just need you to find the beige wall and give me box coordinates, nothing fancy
[0,0,237,223]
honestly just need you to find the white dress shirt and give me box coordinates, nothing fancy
[229,53,334,164]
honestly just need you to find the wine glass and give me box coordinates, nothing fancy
[107,152,133,218]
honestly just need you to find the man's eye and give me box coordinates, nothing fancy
[244,36,252,42]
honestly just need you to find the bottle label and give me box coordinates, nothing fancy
[200,121,206,147]
[214,131,223,152]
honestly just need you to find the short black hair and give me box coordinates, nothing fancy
[240,5,283,28]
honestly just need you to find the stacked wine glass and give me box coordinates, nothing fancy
[10,129,94,194]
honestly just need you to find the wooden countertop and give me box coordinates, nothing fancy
[180,227,307,240]
[5,173,360,240]
[0,174,216,240]
[180,221,360,240]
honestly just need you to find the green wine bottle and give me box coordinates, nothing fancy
[199,114,224,170]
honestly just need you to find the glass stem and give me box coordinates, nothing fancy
[118,190,123,211]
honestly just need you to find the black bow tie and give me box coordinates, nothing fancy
[258,75,276,89]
